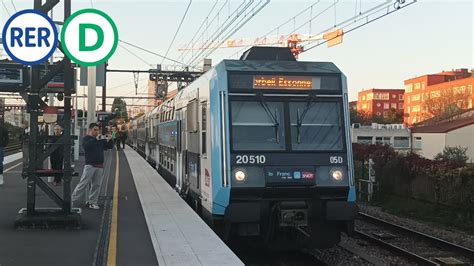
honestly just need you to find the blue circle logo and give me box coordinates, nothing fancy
[2,9,59,65]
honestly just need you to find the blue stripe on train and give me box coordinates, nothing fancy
[348,186,356,202]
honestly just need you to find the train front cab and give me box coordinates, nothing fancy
[213,60,358,249]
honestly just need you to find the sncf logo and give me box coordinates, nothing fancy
[2,9,118,66]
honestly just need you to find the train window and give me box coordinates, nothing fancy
[201,102,207,131]
[186,100,198,133]
[202,132,207,155]
[231,101,286,151]
[201,102,207,156]
[289,102,343,151]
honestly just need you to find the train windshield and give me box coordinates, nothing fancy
[231,99,344,151]
[231,101,286,151]
[289,102,343,151]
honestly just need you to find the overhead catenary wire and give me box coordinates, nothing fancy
[1,0,10,16]
[108,76,148,90]
[184,0,247,66]
[161,0,192,65]
[187,0,233,56]
[178,0,219,63]
[186,0,270,68]
[229,0,408,59]
[9,0,16,12]
[228,0,323,58]
[189,0,270,68]
[119,39,198,70]
[289,1,338,35]
[303,0,417,53]
[118,43,152,67]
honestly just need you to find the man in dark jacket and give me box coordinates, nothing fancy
[0,126,9,186]
[71,122,113,209]
[50,125,64,186]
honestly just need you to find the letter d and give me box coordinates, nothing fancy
[79,23,104,51]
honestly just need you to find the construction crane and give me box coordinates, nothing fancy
[178,29,343,58]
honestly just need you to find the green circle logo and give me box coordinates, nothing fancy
[61,9,118,66]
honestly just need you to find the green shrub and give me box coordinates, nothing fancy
[435,146,469,167]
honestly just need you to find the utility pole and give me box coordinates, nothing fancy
[102,62,107,112]
[87,66,96,126]
[101,63,107,134]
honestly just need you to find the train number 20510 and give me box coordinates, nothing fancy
[235,155,266,164]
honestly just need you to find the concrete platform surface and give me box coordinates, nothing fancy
[124,148,244,266]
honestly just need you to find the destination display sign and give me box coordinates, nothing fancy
[253,75,314,89]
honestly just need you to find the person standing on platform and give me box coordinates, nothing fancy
[118,125,127,150]
[111,126,120,151]
[0,126,9,186]
[50,125,64,186]
[72,122,113,209]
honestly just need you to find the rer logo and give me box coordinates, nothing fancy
[2,10,58,65]
[2,9,118,66]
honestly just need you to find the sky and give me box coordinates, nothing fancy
[0,0,473,110]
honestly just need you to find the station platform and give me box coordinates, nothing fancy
[0,149,242,266]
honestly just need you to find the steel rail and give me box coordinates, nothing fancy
[354,229,438,265]
[357,212,474,265]
[359,212,474,260]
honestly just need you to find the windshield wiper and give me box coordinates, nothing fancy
[257,93,280,144]
[296,94,317,144]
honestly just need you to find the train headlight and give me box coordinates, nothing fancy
[330,168,344,182]
[234,169,247,183]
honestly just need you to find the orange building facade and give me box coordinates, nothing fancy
[404,69,474,125]
[356,88,405,117]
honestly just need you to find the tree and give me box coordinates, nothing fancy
[435,146,469,167]
[422,88,470,123]
[350,109,372,125]
[111,97,129,122]
[385,108,404,124]
[350,108,404,125]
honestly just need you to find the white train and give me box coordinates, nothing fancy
[130,47,358,249]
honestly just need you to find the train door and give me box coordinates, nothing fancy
[154,118,159,167]
[175,108,184,193]
[145,117,149,160]
[186,99,201,199]
[200,100,212,212]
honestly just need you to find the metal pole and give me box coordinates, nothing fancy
[63,0,72,213]
[47,9,55,182]
[101,63,107,134]
[74,92,79,161]
[102,62,107,112]
[27,0,43,215]
[87,66,96,126]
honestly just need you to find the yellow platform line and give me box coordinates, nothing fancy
[107,151,120,266]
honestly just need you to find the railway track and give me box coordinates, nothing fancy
[355,212,474,265]
[4,141,22,155]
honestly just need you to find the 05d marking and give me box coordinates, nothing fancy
[329,156,344,164]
